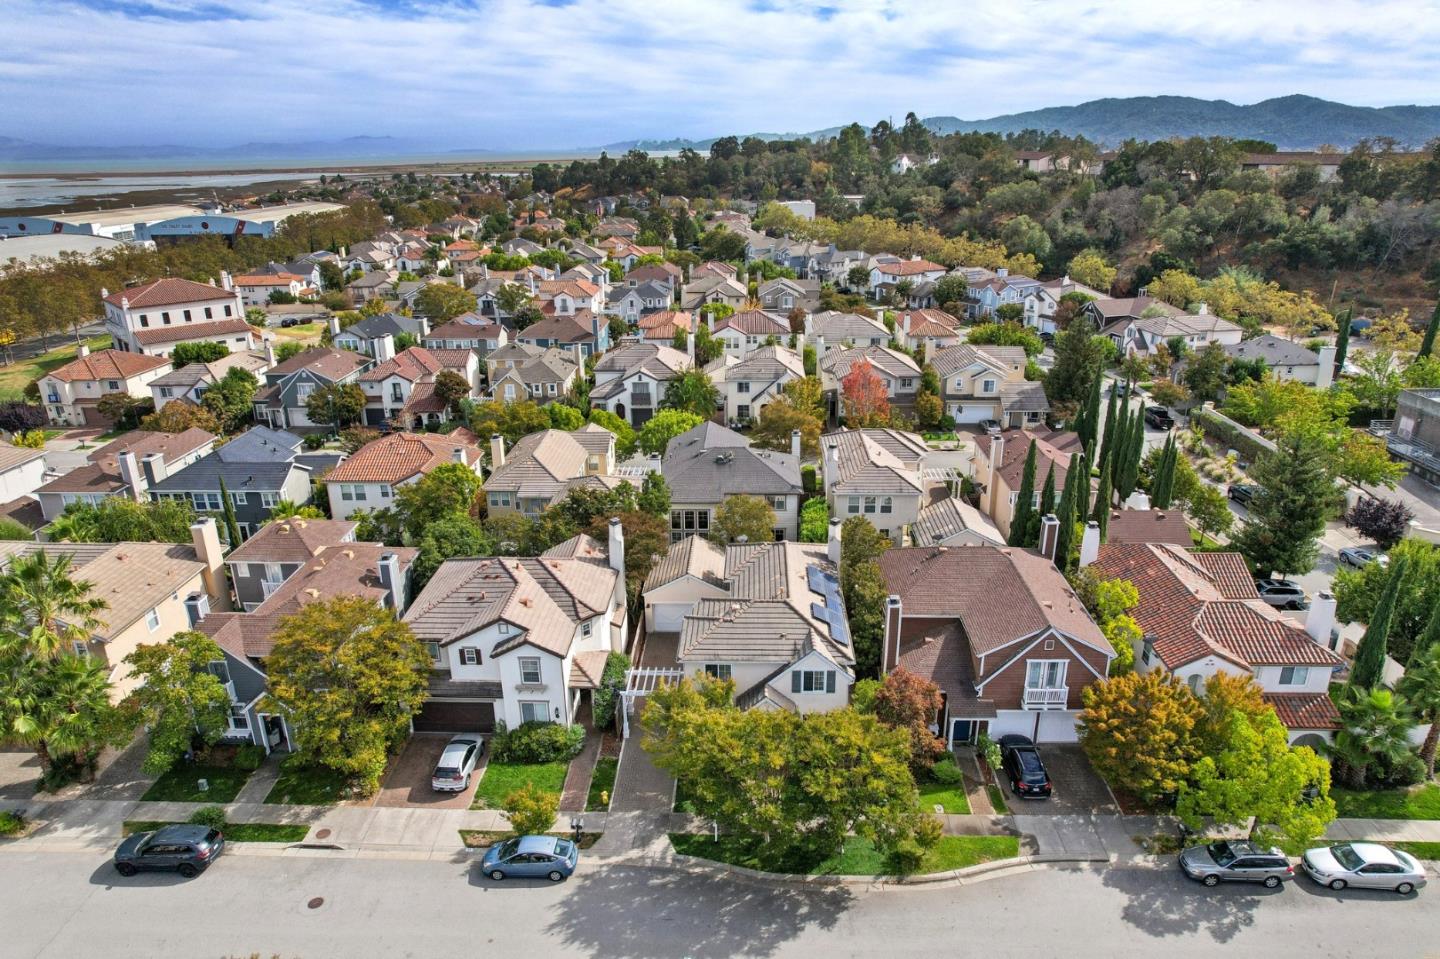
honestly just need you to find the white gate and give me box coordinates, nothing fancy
[619,667,685,737]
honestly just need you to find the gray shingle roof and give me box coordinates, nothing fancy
[150,426,304,494]
[661,422,801,502]
[1223,334,1323,368]
[820,428,927,495]
[912,497,1004,546]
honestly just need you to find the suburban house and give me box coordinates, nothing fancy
[706,344,805,426]
[223,518,358,610]
[485,343,580,403]
[324,431,483,520]
[812,246,868,286]
[879,542,1114,743]
[402,524,629,732]
[1385,389,1440,486]
[662,421,804,542]
[514,310,610,359]
[1241,151,1345,181]
[358,346,480,429]
[911,496,1004,548]
[149,350,272,411]
[819,427,934,543]
[757,277,820,314]
[636,310,693,347]
[968,271,1043,320]
[805,311,890,360]
[1091,542,1345,746]
[537,279,605,317]
[421,315,509,356]
[679,275,748,312]
[35,428,217,521]
[641,536,854,713]
[819,346,921,420]
[101,276,250,356]
[195,541,417,755]
[931,343,1047,428]
[251,347,371,431]
[346,270,397,305]
[0,445,47,503]
[331,312,428,357]
[38,346,171,427]
[1083,298,1244,356]
[148,426,333,541]
[894,309,963,353]
[710,310,792,359]
[1023,275,1108,333]
[624,262,683,291]
[590,341,691,427]
[484,426,618,517]
[0,519,229,702]
[232,272,313,307]
[610,281,673,321]
[1222,334,1336,388]
[868,257,946,300]
[972,428,1082,540]
[1102,507,1194,548]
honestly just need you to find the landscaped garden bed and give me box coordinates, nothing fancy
[459,829,601,849]
[124,820,309,843]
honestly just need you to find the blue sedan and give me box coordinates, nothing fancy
[481,835,579,882]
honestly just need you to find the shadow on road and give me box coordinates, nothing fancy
[88,861,199,889]
[1102,864,1275,942]
[543,862,852,958]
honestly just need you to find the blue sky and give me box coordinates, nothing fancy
[7,0,1440,150]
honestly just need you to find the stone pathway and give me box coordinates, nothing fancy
[232,755,284,805]
[558,705,603,813]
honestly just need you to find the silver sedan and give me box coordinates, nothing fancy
[1301,842,1427,894]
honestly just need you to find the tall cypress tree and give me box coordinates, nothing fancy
[1008,440,1039,547]
[1054,451,1086,573]
[1116,412,1144,501]
[1351,556,1409,690]
[1077,374,1102,451]
[1420,300,1440,359]
[1092,467,1112,540]
[217,476,242,550]
[1153,435,1177,508]
[1333,307,1353,377]
[1039,463,1057,517]
[1098,388,1119,467]
[1107,401,1129,491]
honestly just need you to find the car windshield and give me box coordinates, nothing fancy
[555,839,576,856]
[1331,844,1364,870]
[1207,842,1236,866]
[495,839,518,859]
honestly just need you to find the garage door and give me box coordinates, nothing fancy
[649,603,690,633]
[413,700,495,733]
[1036,710,1079,743]
[952,403,992,424]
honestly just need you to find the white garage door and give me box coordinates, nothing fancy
[1036,710,1079,743]
[648,603,690,633]
[952,403,992,424]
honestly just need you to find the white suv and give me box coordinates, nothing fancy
[431,734,483,792]
[1254,579,1307,611]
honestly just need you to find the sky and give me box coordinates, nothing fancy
[6,0,1440,150]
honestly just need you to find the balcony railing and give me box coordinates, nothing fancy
[1023,686,1068,709]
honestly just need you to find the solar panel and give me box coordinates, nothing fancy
[806,565,829,596]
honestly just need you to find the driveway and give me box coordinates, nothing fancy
[0,749,40,803]
[372,734,482,809]
[1013,744,1118,815]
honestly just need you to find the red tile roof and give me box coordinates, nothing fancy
[1103,509,1192,547]
[875,259,944,277]
[979,429,1081,490]
[45,349,169,383]
[233,273,305,286]
[105,277,235,308]
[359,347,445,383]
[132,318,257,346]
[324,432,481,484]
[1264,692,1341,731]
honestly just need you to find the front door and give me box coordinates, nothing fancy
[951,719,972,744]
[264,715,288,752]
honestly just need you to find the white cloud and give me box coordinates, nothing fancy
[7,0,1440,147]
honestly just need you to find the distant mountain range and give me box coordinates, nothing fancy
[604,95,1440,152]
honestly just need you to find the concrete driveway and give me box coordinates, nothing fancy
[372,734,482,809]
[1011,744,1119,815]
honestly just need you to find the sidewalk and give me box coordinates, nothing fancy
[1327,818,1440,842]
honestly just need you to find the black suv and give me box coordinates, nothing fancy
[114,824,225,878]
[998,734,1052,798]
[1227,483,1258,505]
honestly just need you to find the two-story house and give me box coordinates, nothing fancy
[590,341,691,427]
[609,280,673,321]
[485,427,618,518]
[223,517,358,610]
[38,346,171,427]
[331,312,428,357]
[706,344,804,426]
[35,428,217,521]
[636,310,693,348]
[325,431,483,520]
[346,270,398,304]
[894,309,963,353]
[358,346,481,429]
[710,309,793,359]
[421,314,510,357]
[485,343,580,404]
[819,427,933,543]
[973,428,1082,540]
[757,277,820,314]
[251,347,371,431]
[931,343,1048,427]
[232,272,313,307]
[968,270,1042,320]
[402,525,628,732]
[879,542,1113,743]
[805,310,890,362]
[679,275,748,312]
[1083,297,1243,356]
[101,276,248,356]
[819,346,921,420]
[1023,275,1107,334]
[515,311,610,359]
[868,257,946,300]
[149,349,272,411]
[662,421,803,542]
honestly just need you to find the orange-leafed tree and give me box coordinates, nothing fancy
[841,358,891,427]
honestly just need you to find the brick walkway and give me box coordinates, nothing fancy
[559,704,602,813]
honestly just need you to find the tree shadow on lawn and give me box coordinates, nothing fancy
[1100,863,1274,943]
[543,862,852,959]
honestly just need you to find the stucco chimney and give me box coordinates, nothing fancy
[328,314,341,337]
[264,341,276,366]
[1306,591,1338,647]
[1038,513,1060,560]
[490,433,505,469]
[190,517,225,598]
[220,270,233,291]
[378,552,405,613]
[141,451,167,486]
[607,516,625,583]
[1079,520,1101,568]
[76,343,90,359]
[883,594,904,673]
[902,311,911,337]
[791,429,802,459]
[452,447,466,464]
[373,332,395,363]
[184,591,210,628]
[118,450,145,501]
[827,518,843,565]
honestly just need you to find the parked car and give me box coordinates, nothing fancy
[114,824,224,878]
[1338,547,1388,570]
[1179,840,1294,888]
[481,835,580,882]
[1301,842,1427,894]
[978,418,1001,435]
[1227,484,1258,505]
[1255,579,1308,610]
[1144,406,1176,430]
[997,734,1052,799]
[280,317,299,328]
[1108,381,1132,398]
[431,733,484,792]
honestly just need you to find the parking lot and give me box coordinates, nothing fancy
[372,734,483,809]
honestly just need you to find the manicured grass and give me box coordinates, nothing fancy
[123,820,309,842]
[917,780,971,814]
[140,764,252,803]
[986,784,1009,815]
[586,757,618,812]
[263,762,353,806]
[1332,785,1440,820]
[0,335,111,401]
[669,833,1021,876]
[471,760,570,810]
[1391,841,1440,861]
[459,830,602,849]
[272,322,323,341]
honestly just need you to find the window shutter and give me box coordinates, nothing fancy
[825,671,836,694]
[791,671,802,693]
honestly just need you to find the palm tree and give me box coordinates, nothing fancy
[22,653,122,777]
[1399,645,1440,779]
[1328,687,1414,789]
[0,551,106,660]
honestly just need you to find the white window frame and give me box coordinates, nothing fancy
[145,607,161,632]
[461,647,480,666]
[1024,659,1067,690]
[260,492,279,508]
[1278,666,1310,686]
[519,657,543,685]
[704,663,732,681]
[520,701,550,724]
[424,642,441,665]
[799,670,829,693]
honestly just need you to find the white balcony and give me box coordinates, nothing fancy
[1023,686,1068,709]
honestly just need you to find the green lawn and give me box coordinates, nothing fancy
[123,820,309,842]
[1332,785,1440,820]
[140,764,252,803]
[1391,841,1440,861]
[986,784,1009,815]
[0,335,112,402]
[586,757,618,812]
[263,762,353,806]
[471,760,570,810]
[917,780,971,814]
[669,833,1020,876]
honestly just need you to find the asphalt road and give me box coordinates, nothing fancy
[0,851,1430,958]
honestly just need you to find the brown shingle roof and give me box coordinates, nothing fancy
[1104,509,1192,547]
[978,429,1081,490]
[267,347,369,379]
[104,277,233,308]
[45,349,169,383]
[324,432,481,485]
[132,318,256,346]
[225,518,357,565]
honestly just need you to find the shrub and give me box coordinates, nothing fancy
[591,652,631,730]
[930,756,964,785]
[339,427,380,454]
[503,783,560,836]
[1345,497,1415,549]
[491,721,585,764]
[801,464,817,494]
[0,811,25,836]
[304,434,326,450]
[11,429,45,449]
[850,678,882,714]
[233,744,266,771]
[976,733,1002,772]
[0,401,46,434]
[888,838,926,874]
[799,497,829,542]
[1375,751,1426,789]
[188,805,228,830]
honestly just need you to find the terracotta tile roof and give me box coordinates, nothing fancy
[45,349,169,383]
[359,347,444,383]
[638,309,692,332]
[132,318,256,346]
[978,429,1081,490]
[324,432,481,485]
[1103,509,1192,547]
[874,259,944,277]
[569,649,611,689]
[233,273,304,286]
[713,309,790,337]
[900,309,960,337]
[104,277,234,308]
[1264,692,1341,730]
[537,280,599,298]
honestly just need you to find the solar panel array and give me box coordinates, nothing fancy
[806,565,850,647]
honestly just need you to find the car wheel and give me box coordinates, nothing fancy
[1397,882,1415,895]
[548,870,565,882]
[114,862,137,877]
[1329,878,1347,891]
[1263,876,1281,888]
[177,863,199,878]
[489,870,506,881]
[1202,874,1219,887]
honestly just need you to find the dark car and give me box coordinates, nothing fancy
[998,734,1052,799]
[1180,840,1294,888]
[1144,406,1175,430]
[1228,483,1258,505]
[114,824,224,878]
[280,317,298,328]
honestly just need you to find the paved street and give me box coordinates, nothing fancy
[0,850,1432,958]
